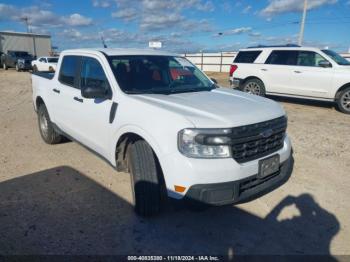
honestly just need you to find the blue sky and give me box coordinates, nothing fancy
[1,0,350,52]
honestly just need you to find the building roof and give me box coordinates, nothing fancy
[0,31,51,38]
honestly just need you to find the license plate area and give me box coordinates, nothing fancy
[258,154,280,179]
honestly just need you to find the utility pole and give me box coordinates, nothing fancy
[21,17,30,33]
[298,0,308,46]
[21,16,37,58]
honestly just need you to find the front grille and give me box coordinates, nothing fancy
[231,116,287,163]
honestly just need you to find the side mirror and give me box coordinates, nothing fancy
[81,85,110,99]
[211,78,218,84]
[318,60,332,68]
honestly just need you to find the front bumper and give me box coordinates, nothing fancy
[161,135,292,200]
[184,153,294,206]
[18,62,32,70]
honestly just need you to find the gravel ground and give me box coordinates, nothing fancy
[0,70,349,256]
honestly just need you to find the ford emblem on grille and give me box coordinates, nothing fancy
[260,129,273,138]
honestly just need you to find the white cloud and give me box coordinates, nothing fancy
[260,0,337,17]
[66,13,93,26]
[0,4,93,28]
[92,0,111,8]
[111,0,214,32]
[140,14,184,30]
[111,8,138,21]
[223,27,252,36]
[242,5,252,14]
[249,32,261,37]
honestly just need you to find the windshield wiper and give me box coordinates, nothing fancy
[167,87,214,94]
[124,89,172,95]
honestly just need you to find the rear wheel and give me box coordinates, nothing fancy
[336,87,350,114]
[128,140,163,216]
[242,78,266,96]
[37,104,63,144]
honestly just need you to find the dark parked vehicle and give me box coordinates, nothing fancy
[1,50,34,71]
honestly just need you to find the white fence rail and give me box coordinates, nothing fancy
[183,52,350,73]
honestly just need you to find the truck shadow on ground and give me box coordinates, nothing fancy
[0,166,339,257]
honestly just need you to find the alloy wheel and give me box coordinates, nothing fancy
[244,82,261,95]
[39,111,49,139]
[341,90,350,112]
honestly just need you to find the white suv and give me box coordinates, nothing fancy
[229,45,350,114]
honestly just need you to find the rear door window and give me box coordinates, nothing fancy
[234,51,262,63]
[58,55,80,87]
[265,50,298,65]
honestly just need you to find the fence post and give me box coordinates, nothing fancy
[201,52,203,70]
[220,52,223,73]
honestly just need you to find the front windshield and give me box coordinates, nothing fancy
[322,50,350,66]
[47,58,58,63]
[109,55,215,94]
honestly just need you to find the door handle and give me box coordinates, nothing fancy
[261,68,268,71]
[294,71,302,73]
[53,88,60,94]
[73,97,83,103]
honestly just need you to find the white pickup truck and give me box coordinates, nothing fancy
[32,56,59,72]
[32,48,293,216]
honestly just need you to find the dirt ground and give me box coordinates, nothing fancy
[0,69,349,256]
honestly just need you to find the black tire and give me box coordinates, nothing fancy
[15,63,20,72]
[33,65,38,72]
[336,87,350,114]
[49,66,54,72]
[3,63,8,70]
[37,104,63,144]
[242,78,266,96]
[128,140,163,216]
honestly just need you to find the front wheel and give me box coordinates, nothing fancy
[128,140,163,216]
[242,78,266,96]
[15,63,20,72]
[336,87,350,114]
[33,65,38,72]
[3,63,8,70]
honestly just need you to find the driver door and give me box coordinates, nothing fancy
[69,55,115,157]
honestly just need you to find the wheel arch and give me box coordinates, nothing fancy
[335,83,350,100]
[35,96,45,111]
[242,76,264,86]
[112,127,164,173]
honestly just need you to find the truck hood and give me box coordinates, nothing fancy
[133,88,286,128]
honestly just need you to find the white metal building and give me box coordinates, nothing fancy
[0,31,52,57]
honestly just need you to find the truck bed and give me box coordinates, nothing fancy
[31,72,55,80]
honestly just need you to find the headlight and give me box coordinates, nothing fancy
[178,128,232,158]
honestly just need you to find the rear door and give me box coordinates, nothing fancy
[262,50,298,94]
[53,55,83,139]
